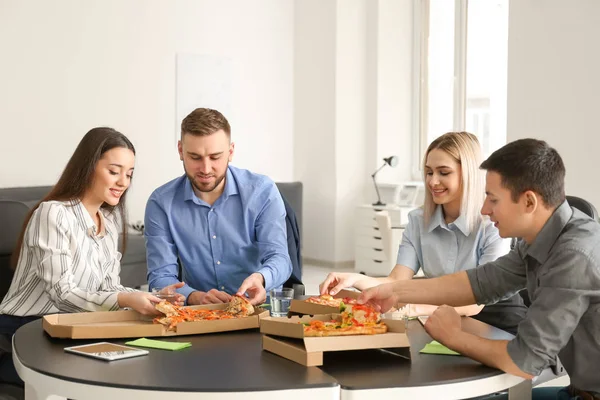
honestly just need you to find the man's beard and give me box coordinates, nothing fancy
[185,164,227,194]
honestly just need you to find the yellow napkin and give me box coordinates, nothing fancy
[125,338,191,351]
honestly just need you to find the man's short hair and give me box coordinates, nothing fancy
[181,108,231,138]
[480,138,566,207]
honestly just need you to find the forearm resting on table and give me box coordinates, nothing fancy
[447,332,534,380]
[392,271,476,306]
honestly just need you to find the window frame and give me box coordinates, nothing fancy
[412,0,472,178]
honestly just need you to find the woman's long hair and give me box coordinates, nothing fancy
[12,127,135,268]
[422,132,484,233]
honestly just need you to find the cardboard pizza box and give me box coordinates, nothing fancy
[43,303,269,339]
[288,289,360,316]
[260,315,410,366]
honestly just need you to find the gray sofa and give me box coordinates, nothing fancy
[0,182,302,301]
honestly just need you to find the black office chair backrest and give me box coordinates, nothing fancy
[0,200,33,301]
[566,195,598,220]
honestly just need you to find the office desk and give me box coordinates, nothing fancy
[320,317,528,400]
[13,320,339,400]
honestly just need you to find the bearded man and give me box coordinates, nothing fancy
[145,108,291,306]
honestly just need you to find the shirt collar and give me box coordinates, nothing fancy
[183,167,239,206]
[70,199,106,238]
[427,205,471,236]
[525,200,572,264]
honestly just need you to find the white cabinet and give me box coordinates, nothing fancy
[354,204,415,276]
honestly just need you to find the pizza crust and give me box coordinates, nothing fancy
[304,323,388,337]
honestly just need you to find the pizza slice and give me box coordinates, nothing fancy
[300,301,387,337]
[225,295,255,317]
[305,294,341,307]
[155,300,180,317]
[302,318,388,337]
[341,303,381,326]
[305,294,358,312]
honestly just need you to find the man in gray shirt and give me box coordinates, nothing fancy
[359,139,600,399]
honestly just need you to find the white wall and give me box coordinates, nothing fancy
[507,0,600,209]
[0,0,417,265]
[294,0,414,264]
[294,0,337,262]
[334,0,368,262]
[0,0,294,222]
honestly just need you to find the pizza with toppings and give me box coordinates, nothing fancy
[153,295,255,331]
[301,302,387,337]
[304,294,357,310]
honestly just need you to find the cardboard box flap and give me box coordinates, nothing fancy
[260,315,332,338]
[44,309,146,325]
[303,332,409,352]
[380,318,407,333]
[262,335,324,367]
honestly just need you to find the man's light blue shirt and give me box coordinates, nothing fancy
[144,166,292,301]
[396,206,510,277]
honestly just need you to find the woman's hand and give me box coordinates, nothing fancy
[319,272,362,295]
[118,292,163,316]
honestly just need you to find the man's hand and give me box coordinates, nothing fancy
[117,292,163,316]
[357,283,398,312]
[424,305,463,346]
[158,282,186,306]
[237,273,266,305]
[188,289,232,305]
[319,272,361,295]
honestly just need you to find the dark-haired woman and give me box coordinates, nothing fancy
[0,127,183,388]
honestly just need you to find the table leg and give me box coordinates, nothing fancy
[508,379,532,400]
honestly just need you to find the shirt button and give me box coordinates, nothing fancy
[217,261,221,265]
[220,286,225,290]
[212,235,216,239]
[209,209,213,212]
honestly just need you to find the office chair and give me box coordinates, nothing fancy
[566,195,598,220]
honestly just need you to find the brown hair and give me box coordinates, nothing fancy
[181,108,231,138]
[12,127,135,268]
[480,138,565,207]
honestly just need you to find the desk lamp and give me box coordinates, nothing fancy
[371,156,398,206]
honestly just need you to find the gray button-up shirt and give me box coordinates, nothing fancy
[466,201,600,393]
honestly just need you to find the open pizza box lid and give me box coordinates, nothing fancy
[288,289,360,316]
[43,303,269,339]
[260,315,410,366]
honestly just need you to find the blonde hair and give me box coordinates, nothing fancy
[422,132,484,233]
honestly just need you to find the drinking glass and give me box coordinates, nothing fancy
[269,288,294,317]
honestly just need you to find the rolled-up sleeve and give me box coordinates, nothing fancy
[507,249,593,375]
[255,183,292,291]
[466,247,527,305]
[396,215,421,273]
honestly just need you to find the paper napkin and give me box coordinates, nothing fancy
[125,338,191,351]
[419,340,461,356]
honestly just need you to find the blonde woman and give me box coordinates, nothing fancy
[320,132,527,334]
